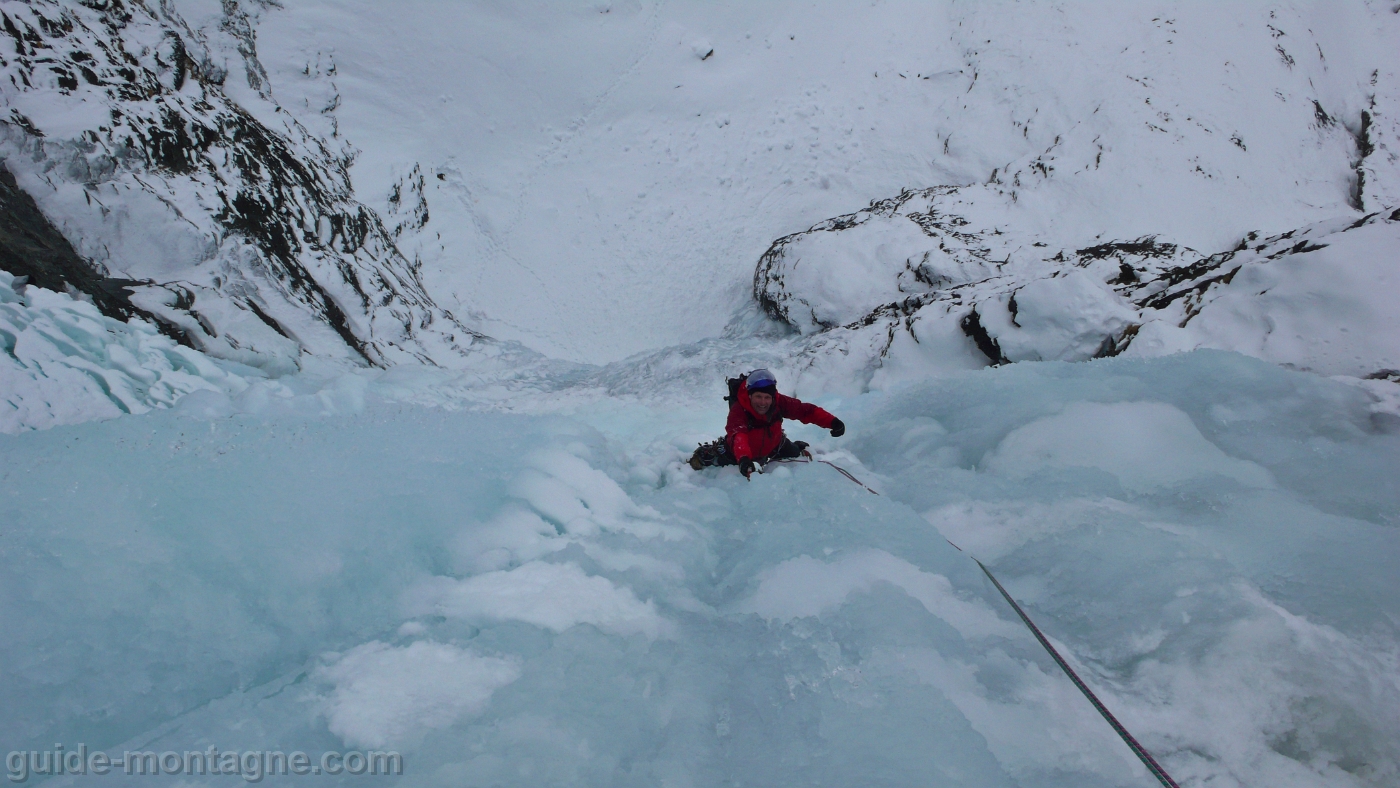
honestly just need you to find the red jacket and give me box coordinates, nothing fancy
[726,383,835,462]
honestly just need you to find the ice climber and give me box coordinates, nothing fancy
[688,368,845,479]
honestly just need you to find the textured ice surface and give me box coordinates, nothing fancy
[4,351,1397,787]
[0,270,255,433]
[983,400,1276,493]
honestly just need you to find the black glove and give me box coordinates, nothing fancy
[739,458,756,480]
[829,418,846,438]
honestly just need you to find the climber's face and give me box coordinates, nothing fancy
[750,390,774,415]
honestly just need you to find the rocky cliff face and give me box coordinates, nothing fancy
[0,0,484,374]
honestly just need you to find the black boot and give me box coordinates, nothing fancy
[771,437,810,461]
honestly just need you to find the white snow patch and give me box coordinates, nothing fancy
[406,561,670,640]
[316,640,520,749]
[984,400,1275,492]
[740,549,1020,640]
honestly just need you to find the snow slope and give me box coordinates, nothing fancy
[253,0,1398,363]
[753,190,1400,391]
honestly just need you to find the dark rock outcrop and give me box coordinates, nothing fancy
[0,0,482,372]
[0,160,195,346]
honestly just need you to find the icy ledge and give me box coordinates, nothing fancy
[0,269,249,432]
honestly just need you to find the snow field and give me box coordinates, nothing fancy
[252,1,1399,364]
[5,350,1397,787]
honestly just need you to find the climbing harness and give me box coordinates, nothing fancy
[815,459,1182,788]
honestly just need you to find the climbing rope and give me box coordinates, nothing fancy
[763,455,882,496]
[816,459,880,495]
[969,556,1182,788]
[810,457,1182,788]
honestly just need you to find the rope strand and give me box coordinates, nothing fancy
[972,559,1181,788]
[810,455,1181,788]
[816,459,881,495]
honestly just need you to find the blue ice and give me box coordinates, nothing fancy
[2,351,1396,787]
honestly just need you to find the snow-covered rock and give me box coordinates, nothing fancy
[1129,210,1400,377]
[754,188,999,334]
[984,271,1141,363]
[757,182,1400,389]
[754,185,1201,380]
[0,0,483,372]
[1361,85,1400,212]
